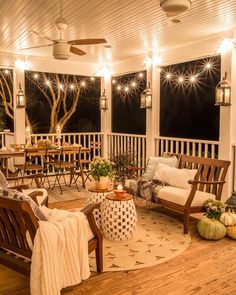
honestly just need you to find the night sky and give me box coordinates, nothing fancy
[160,56,220,140]
[112,72,146,135]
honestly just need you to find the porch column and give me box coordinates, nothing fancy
[13,66,26,144]
[146,62,160,160]
[101,75,112,158]
[219,30,236,199]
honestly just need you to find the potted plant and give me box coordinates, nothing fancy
[91,156,114,190]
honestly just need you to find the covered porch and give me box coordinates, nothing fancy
[1,0,236,294]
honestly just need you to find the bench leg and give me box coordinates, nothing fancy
[95,239,103,272]
[183,210,190,234]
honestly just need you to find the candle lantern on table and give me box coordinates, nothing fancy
[56,125,62,146]
[114,184,126,198]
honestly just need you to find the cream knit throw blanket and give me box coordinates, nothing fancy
[30,207,90,295]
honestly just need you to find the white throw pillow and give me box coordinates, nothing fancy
[154,163,197,189]
[142,156,178,181]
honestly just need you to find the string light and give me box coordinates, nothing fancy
[166,73,171,79]
[124,86,129,92]
[81,81,86,87]
[190,76,196,82]
[131,82,136,87]
[178,77,184,83]
[34,73,38,79]
[70,84,74,89]
[90,76,95,81]
[206,63,211,69]
[138,72,144,78]
[4,69,9,74]
[59,84,63,90]
[112,79,116,84]
[45,80,50,86]
[117,85,121,90]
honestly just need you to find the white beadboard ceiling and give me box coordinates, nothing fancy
[1,0,236,64]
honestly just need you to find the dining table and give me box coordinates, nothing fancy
[0,146,90,181]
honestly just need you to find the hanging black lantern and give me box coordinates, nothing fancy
[140,82,152,108]
[100,89,108,110]
[16,83,25,108]
[215,72,231,106]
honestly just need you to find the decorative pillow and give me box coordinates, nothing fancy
[0,171,9,189]
[154,163,197,189]
[142,156,178,181]
[0,188,47,221]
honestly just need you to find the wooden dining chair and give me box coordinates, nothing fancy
[14,147,47,179]
[50,146,82,194]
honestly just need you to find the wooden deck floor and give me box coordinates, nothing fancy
[0,200,235,295]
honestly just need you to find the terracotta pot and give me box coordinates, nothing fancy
[95,176,109,190]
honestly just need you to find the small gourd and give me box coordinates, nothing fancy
[197,217,226,240]
[226,225,236,240]
[220,212,236,226]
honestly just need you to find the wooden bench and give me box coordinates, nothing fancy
[126,155,230,234]
[156,155,230,234]
[0,198,103,276]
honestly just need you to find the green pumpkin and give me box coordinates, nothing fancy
[197,217,226,240]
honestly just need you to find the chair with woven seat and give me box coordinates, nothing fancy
[14,147,47,179]
[50,146,82,193]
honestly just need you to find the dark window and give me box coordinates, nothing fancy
[160,56,220,140]
[112,72,146,135]
[25,71,101,133]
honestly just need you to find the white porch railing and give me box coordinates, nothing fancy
[154,136,219,159]
[0,131,15,148]
[231,144,236,192]
[107,133,146,171]
[0,132,5,148]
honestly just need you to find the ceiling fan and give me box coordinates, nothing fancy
[21,17,107,60]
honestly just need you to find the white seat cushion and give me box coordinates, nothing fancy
[155,186,215,206]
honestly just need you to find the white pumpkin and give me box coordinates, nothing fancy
[197,218,226,240]
[227,225,236,240]
[220,212,236,226]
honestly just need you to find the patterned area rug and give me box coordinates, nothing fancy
[89,207,191,272]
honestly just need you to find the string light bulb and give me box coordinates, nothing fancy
[131,82,136,87]
[4,69,9,74]
[46,80,50,86]
[206,63,211,69]
[138,72,144,78]
[124,86,129,92]
[112,79,116,84]
[190,76,196,82]
[70,84,74,89]
[166,73,171,79]
[59,84,63,89]
[90,76,95,81]
[178,77,184,83]
[34,73,38,79]
[81,81,86,87]
[117,85,121,90]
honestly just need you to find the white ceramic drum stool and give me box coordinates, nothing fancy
[101,193,137,241]
[87,187,113,229]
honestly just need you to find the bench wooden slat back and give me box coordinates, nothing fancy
[178,155,230,199]
[0,197,38,258]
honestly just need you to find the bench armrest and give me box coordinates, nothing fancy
[81,202,102,240]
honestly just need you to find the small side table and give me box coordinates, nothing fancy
[101,193,137,241]
[87,186,113,229]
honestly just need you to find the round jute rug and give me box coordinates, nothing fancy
[89,207,191,272]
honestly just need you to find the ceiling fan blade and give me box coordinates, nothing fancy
[21,43,54,50]
[70,46,86,56]
[68,38,107,45]
[30,30,56,42]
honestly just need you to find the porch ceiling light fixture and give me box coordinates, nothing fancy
[140,82,152,109]
[215,72,231,106]
[16,83,25,108]
[160,0,191,17]
[100,89,108,110]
